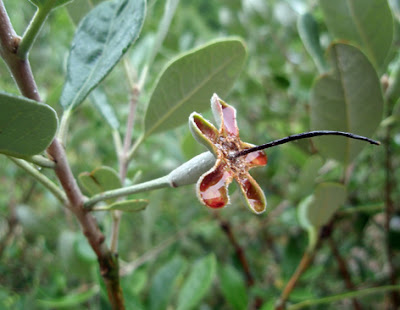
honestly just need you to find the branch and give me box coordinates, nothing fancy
[0,3,125,308]
[328,236,362,310]
[288,285,400,310]
[8,156,67,205]
[17,2,53,59]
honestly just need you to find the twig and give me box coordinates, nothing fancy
[110,59,140,253]
[8,156,67,205]
[232,131,380,159]
[383,66,400,308]
[17,1,54,59]
[215,213,263,309]
[0,193,18,258]
[383,122,400,307]
[0,3,125,308]
[328,236,362,310]
[288,285,400,310]
[275,249,314,310]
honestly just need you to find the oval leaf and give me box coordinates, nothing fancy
[297,12,328,73]
[149,256,187,310]
[0,91,58,158]
[319,0,393,70]
[93,199,148,212]
[310,43,383,164]
[176,254,216,310]
[60,0,146,109]
[79,166,121,196]
[143,38,247,137]
[298,182,346,229]
[289,155,324,201]
[219,264,248,310]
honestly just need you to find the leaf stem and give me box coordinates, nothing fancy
[287,285,400,310]
[232,131,380,159]
[84,175,171,209]
[58,108,72,145]
[26,155,55,168]
[17,2,53,59]
[8,156,67,205]
[127,133,144,161]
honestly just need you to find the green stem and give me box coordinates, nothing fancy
[288,285,400,310]
[8,156,67,205]
[17,2,54,59]
[84,175,170,209]
[58,108,72,145]
[25,155,55,168]
[127,134,144,161]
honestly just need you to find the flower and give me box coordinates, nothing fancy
[189,94,267,214]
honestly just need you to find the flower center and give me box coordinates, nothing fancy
[215,135,248,177]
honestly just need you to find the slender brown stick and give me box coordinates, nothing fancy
[275,250,314,310]
[328,236,362,310]
[218,217,255,286]
[232,131,380,159]
[214,213,263,310]
[0,2,124,308]
[384,125,400,308]
[0,194,17,258]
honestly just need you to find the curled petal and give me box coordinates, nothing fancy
[189,112,219,155]
[211,93,239,136]
[236,174,266,214]
[197,161,233,209]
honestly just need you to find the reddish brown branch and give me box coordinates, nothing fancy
[328,236,363,310]
[0,2,124,308]
[215,213,263,309]
[0,196,18,258]
[275,249,314,310]
[384,127,400,308]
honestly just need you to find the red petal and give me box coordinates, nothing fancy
[237,175,266,214]
[240,142,267,167]
[193,114,218,143]
[211,94,239,136]
[244,150,267,167]
[221,103,239,136]
[198,162,232,209]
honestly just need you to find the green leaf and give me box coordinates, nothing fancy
[90,88,120,129]
[29,0,72,9]
[65,0,93,25]
[219,264,248,310]
[60,0,146,109]
[0,91,58,158]
[146,0,180,68]
[79,166,122,196]
[310,43,383,164]
[149,256,187,310]
[298,182,347,229]
[37,285,99,308]
[176,254,216,310]
[289,155,324,201]
[92,199,148,212]
[319,0,393,70]
[143,38,247,137]
[297,12,328,73]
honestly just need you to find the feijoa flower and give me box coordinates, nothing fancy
[189,94,267,214]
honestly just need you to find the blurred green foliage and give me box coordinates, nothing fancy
[1,0,400,309]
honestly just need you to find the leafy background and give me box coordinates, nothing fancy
[1,0,400,309]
